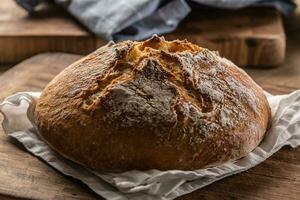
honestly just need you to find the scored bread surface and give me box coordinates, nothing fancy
[34,35,271,172]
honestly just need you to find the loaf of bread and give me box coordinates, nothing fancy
[34,35,271,172]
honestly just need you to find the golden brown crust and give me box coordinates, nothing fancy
[34,36,271,172]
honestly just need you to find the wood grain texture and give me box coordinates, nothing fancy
[0,47,299,200]
[0,0,285,67]
[167,8,285,67]
[0,0,105,64]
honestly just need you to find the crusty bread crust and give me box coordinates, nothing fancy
[34,36,271,172]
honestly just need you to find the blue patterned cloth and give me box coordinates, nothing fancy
[16,0,296,41]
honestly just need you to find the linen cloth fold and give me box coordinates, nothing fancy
[1,90,300,199]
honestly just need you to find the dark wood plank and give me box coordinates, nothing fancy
[0,0,105,64]
[167,8,285,67]
[245,22,300,94]
[0,0,285,67]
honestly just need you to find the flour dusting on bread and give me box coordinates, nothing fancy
[34,35,271,172]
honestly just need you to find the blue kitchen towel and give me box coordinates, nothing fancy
[15,0,296,41]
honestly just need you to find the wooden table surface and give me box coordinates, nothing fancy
[0,2,299,200]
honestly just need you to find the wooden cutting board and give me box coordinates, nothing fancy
[0,0,105,65]
[0,0,285,67]
[0,53,300,200]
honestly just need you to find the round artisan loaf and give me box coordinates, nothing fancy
[34,35,271,172]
